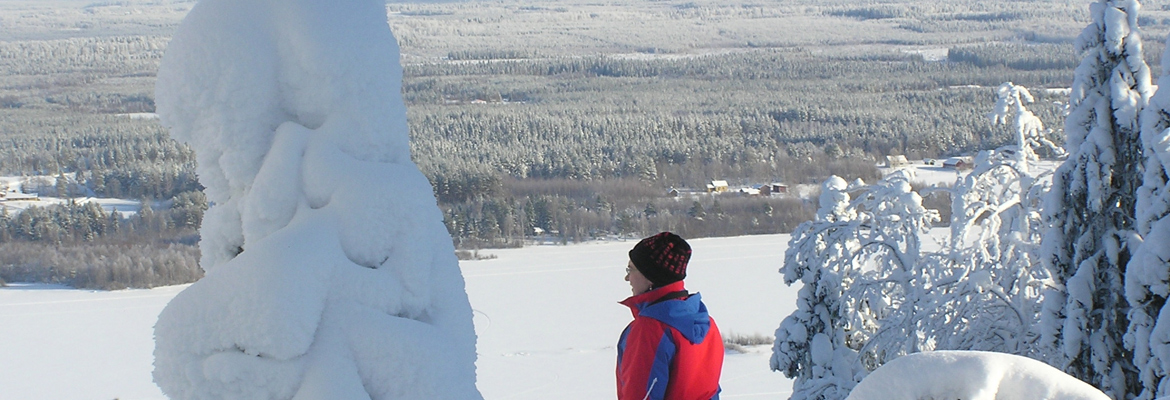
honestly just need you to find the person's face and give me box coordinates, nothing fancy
[625,260,653,295]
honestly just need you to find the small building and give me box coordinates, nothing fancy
[943,157,973,170]
[739,187,760,196]
[706,180,729,193]
[0,191,39,201]
[886,155,909,168]
[771,183,788,194]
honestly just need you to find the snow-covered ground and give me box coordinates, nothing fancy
[846,351,1108,400]
[0,195,144,216]
[878,158,1061,187]
[0,175,145,216]
[0,234,797,399]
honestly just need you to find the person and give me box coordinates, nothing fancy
[617,232,723,400]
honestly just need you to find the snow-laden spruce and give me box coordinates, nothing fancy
[150,0,482,398]
[1126,34,1170,400]
[1041,0,1151,397]
[845,351,1109,400]
[772,171,938,399]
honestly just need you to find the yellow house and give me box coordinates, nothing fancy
[706,180,729,193]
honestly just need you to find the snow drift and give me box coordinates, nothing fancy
[150,0,481,398]
[845,350,1108,400]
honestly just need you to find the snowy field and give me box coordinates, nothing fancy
[0,234,797,399]
[0,175,145,216]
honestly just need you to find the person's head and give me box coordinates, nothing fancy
[625,232,691,295]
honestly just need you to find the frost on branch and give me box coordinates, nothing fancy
[150,0,482,398]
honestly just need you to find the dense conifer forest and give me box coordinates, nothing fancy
[3,0,1168,287]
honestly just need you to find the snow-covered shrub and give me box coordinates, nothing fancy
[912,83,1057,358]
[929,147,1053,357]
[772,171,938,399]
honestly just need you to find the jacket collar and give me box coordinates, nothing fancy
[620,280,687,317]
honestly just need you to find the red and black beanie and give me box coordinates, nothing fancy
[628,232,692,286]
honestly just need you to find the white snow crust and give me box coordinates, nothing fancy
[150,0,480,398]
[845,350,1110,400]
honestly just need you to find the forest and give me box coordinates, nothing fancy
[2,0,1167,288]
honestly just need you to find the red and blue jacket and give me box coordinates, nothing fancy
[617,281,723,400]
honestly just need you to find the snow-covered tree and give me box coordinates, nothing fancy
[934,146,1053,357]
[772,171,937,400]
[1125,35,1170,400]
[1041,0,1152,397]
[991,82,1066,166]
[904,83,1059,358]
[772,176,863,400]
[151,0,482,398]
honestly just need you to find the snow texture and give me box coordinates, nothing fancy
[150,0,481,398]
[1127,33,1170,400]
[1042,0,1151,397]
[845,350,1110,400]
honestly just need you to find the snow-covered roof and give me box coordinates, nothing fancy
[0,192,38,201]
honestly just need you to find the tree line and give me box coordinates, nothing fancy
[440,178,818,248]
[0,190,206,289]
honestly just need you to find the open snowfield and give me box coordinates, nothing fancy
[0,234,797,399]
[1,175,145,216]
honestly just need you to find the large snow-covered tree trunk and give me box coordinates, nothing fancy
[1041,0,1151,397]
[1126,35,1170,400]
[150,0,482,398]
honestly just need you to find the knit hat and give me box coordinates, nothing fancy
[628,232,692,286]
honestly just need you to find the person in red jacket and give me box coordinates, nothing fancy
[618,232,723,400]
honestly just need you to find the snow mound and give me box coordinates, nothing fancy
[845,350,1108,400]
[150,0,481,398]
